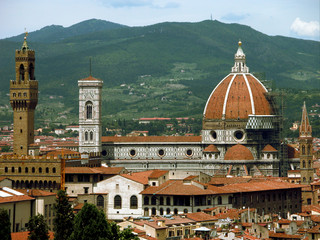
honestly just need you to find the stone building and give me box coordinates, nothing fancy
[10,32,38,155]
[78,75,103,153]
[100,42,297,177]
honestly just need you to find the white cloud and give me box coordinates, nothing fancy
[290,17,320,37]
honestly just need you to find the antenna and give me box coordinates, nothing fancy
[89,57,92,76]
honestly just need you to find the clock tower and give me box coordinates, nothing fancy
[78,75,103,153]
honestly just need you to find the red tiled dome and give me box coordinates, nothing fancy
[224,144,254,160]
[204,73,272,120]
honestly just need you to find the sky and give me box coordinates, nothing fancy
[0,0,319,41]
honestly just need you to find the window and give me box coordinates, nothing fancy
[19,64,25,80]
[186,149,193,157]
[90,131,93,141]
[144,208,149,216]
[218,196,222,205]
[114,195,122,209]
[144,196,149,205]
[84,187,89,194]
[129,149,136,157]
[158,149,165,157]
[39,167,42,173]
[46,167,49,173]
[151,196,157,205]
[52,168,56,173]
[11,167,15,173]
[24,167,28,173]
[174,208,178,215]
[130,195,138,209]
[166,208,171,214]
[166,197,171,206]
[97,195,104,208]
[5,167,8,173]
[228,196,233,204]
[210,130,217,141]
[86,101,93,119]
[160,208,164,215]
[85,131,88,141]
[234,130,244,140]
[307,145,311,155]
[160,197,164,205]
[303,160,306,168]
[18,167,21,173]
[152,207,156,215]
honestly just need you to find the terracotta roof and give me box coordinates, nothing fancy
[121,170,157,185]
[135,215,195,229]
[208,177,252,186]
[269,231,303,239]
[262,144,278,152]
[203,144,220,153]
[47,149,79,156]
[308,225,320,234]
[141,180,228,196]
[214,209,240,220]
[101,136,201,143]
[148,170,168,179]
[185,212,217,222]
[311,215,320,223]
[278,219,291,224]
[11,231,54,240]
[184,175,198,181]
[204,73,272,120]
[224,145,254,160]
[65,167,101,174]
[81,75,99,81]
[220,180,304,193]
[16,189,56,197]
[287,144,300,159]
[74,203,84,210]
[0,176,11,181]
[93,167,125,175]
[0,194,34,204]
[302,205,320,213]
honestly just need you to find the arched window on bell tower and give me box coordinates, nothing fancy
[19,64,25,80]
[29,63,34,80]
[90,131,93,141]
[85,131,88,141]
[85,101,93,119]
[302,145,305,155]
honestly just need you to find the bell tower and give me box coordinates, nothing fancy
[10,33,38,155]
[78,75,103,154]
[299,102,313,184]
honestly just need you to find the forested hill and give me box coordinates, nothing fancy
[0,19,319,132]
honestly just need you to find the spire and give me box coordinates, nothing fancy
[21,31,29,50]
[231,40,249,73]
[299,101,312,137]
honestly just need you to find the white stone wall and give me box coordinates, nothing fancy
[94,175,144,220]
[202,129,247,145]
[78,79,103,153]
[65,182,93,197]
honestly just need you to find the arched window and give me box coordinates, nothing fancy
[151,207,156,215]
[5,167,8,173]
[46,167,49,173]
[90,131,93,141]
[303,177,306,183]
[19,64,25,80]
[11,167,15,173]
[308,160,311,168]
[151,196,157,205]
[39,167,42,173]
[85,131,88,141]
[144,196,149,205]
[18,167,21,173]
[32,167,35,173]
[228,196,233,204]
[160,197,164,205]
[166,208,171,214]
[308,145,311,155]
[144,207,149,216]
[218,196,222,205]
[97,195,104,208]
[302,145,305,155]
[160,208,164,215]
[183,209,188,213]
[86,101,93,119]
[174,208,178,215]
[29,63,34,80]
[53,167,56,173]
[114,195,122,209]
[303,161,306,168]
[25,167,28,173]
[166,197,171,206]
[130,195,138,209]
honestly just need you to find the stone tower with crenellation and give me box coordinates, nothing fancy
[299,101,313,184]
[10,33,38,155]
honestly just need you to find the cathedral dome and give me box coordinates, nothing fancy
[224,144,254,160]
[203,42,273,120]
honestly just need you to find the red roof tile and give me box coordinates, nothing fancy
[101,136,201,143]
[262,144,278,152]
[16,189,56,197]
[121,170,156,184]
[148,170,168,179]
[11,231,54,240]
[65,167,101,174]
[0,194,34,204]
[81,75,99,81]
[269,231,303,239]
[186,212,217,222]
[224,145,254,160]
[93,167,125,175]
[203,144,220,153]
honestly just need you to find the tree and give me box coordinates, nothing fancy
[68,203,109,240]
[53,190,74,240]
[69,203,138,240]
[27,214,49,240]
[0,208,11,240]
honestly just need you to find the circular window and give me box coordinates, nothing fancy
[186,149,193,157]
[158,149,165,157]
[209,130,217,141]
[234,130,244,141]
[129,149,136,157]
